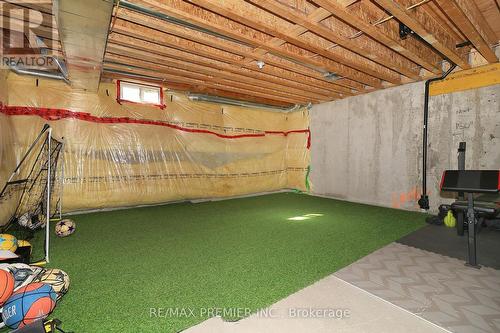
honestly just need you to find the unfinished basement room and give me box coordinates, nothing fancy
[0,0,499,332]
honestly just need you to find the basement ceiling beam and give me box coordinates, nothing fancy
[462,0,500,45]
[237,7,329,72]
[107,34,351,98]
[372,0,470,69]
[0,15,60,47]
[54,0,114,91]
[434,0,498,63]
[132,0,382,88]
[190,0,404,84]
[112,14,357,94]
[228,6,366,93]
[310,0,441,74]
[104,62,313,105]
[339,0,360,6]
[3,1,53,15]
[105,43,340,101]
[246,0,419,80]
[104,52,324,104]
[103,72,293,107]
[1,2,57,28]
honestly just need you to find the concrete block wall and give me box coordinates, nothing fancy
[310,82,500,212]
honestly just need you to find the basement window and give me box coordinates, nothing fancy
[116,81,165,109]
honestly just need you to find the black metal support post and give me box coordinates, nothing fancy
[466,192,480,268]
[418,65,457,210]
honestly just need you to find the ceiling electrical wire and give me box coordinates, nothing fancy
[306,0,435,60]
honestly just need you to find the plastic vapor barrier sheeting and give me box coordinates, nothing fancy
[0,74,310,216]
[0,71,18,223]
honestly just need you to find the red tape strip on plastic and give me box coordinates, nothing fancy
[0,104,310,147]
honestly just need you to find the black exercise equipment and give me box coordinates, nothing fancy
[440,170,500,268]
[11,319,72,333]
[456,142,466,235]
[418,65,457,210]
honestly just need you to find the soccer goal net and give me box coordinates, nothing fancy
[0,124,64,264]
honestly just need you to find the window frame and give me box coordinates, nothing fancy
[116,80,165,109]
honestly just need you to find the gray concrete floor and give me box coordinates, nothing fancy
[185,274,449,333]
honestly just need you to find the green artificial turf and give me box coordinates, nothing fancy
[29,193,425,332]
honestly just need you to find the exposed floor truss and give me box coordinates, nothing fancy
[1,0,500,106]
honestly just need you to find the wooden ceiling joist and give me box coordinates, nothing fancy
[424,1,467,42]
[434,0,498,63]
[310,0,441,74]
[104,48,336,102]
[106,60,314,105]
[3,1,53,16]
[0,15,60,45]
[246,0,420,80]
[372,0,470,69]
[105,42,339,101]
[132,0,383,88]
[110,22,348,102]
[246,46,366,91]
[103,71,293,107]
[1,2,57,28]
[110,19,360,94]
[8,0,499,106]
[0,1,62,55]
[113,11,355,94]
[189,0,405,84]
[110,36,350,98]
[236,7,330,72]
[231,6,367,92]
[457,0,497,44]
[104,62,308,105]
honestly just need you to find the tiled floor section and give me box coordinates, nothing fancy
[185,275,448,333]
[335,243,500,333]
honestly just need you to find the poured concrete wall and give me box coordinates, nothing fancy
[310,82,500,212]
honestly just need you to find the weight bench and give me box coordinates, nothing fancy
[440,170,500,268]
[441,193,500,236]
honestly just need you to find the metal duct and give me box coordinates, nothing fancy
[188,93,301,112]
[118,1,327,75]
[52,56,69,80]
[119,1,250,46]
[54,0,114,92]
[9,64,69,83]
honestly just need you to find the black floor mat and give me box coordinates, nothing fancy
[397,224,500,269]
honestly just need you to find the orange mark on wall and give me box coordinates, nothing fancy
[392,187,432,209]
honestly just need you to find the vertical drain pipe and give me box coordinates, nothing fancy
[418,64,457,210]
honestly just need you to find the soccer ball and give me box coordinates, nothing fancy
[0,263,44,291]
[17,213,45,230]
[0,234,18,252]
[54,219,76,237]
[30,214,46,230]
[33,269,70,300]
[17,213,31,228]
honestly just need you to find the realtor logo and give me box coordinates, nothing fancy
[0,1,56,69]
